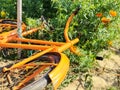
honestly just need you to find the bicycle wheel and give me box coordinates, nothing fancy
[21,52,61,90]
[0,52,60,90]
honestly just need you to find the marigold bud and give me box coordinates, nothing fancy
[96,13,102,18]
[101,17,110,24]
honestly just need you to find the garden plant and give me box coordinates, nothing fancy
[0,0,120,90]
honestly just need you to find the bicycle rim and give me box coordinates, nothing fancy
[0,52,60,90]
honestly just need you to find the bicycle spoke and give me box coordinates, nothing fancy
[0,62,56,90]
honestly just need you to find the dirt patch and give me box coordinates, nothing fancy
[0,58,14,67]
[63,49,120,90]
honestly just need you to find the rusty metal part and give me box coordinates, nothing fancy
[2,47,54,72]
[13,66,48,90]
[7,73,13,85]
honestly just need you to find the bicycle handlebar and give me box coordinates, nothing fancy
[64,6,81,55]
[64,6,81,42]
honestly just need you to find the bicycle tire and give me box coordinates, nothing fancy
[1,20,17,25]
[21,75,50,90]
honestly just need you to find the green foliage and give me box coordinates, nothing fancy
[22,0,43,18]
[107,87,118,90]
[0,0,43,19]
[0,0,16,18]
[0,0,120,88]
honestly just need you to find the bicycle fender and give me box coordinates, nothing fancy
[48,53,70,90]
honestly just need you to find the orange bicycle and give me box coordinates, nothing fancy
[0,6,80,90]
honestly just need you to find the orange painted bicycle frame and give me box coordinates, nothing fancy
[0,6,80,90]
[1,38,79,90]
[0,20,26,43]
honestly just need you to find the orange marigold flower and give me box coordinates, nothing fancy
[96,13,102,17]
[109,10,117,17]
[101,17,110,24]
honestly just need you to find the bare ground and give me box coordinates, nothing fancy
[62,48,120,90]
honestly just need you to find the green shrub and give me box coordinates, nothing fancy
[0,0,120,88]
